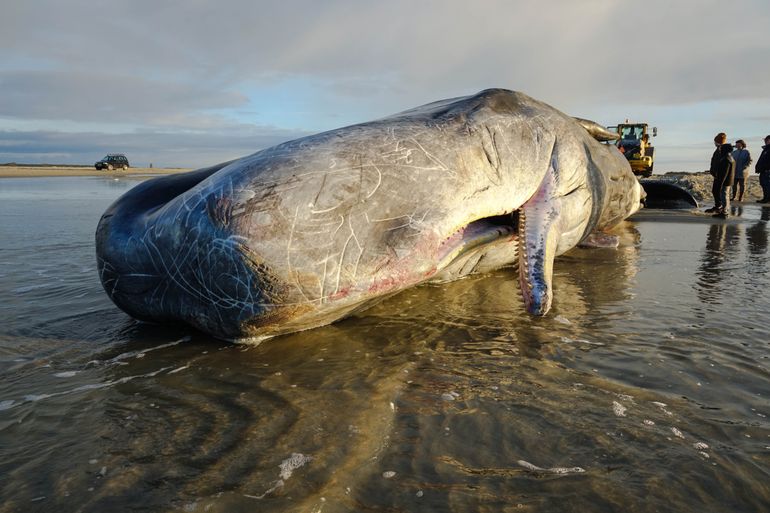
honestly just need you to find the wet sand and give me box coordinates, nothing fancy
[2,176,770,512]
[0,165,192,178]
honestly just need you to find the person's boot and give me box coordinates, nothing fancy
[705,206,719,213]
[713,209,728,219]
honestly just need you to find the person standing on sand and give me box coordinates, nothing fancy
[707,133,735,218]
[755,135,770,203]
[731,140,752,202]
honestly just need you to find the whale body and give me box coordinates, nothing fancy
[96,89,644,340]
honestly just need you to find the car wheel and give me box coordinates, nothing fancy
[122,165,128,170]
[107,164,113,171]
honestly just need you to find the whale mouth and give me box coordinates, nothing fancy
[437,210,520,271]
[463,211,520,243]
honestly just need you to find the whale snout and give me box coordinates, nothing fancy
[95,166,275,339]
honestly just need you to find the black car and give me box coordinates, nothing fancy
[95,154,130,171]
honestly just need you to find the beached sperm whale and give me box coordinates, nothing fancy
[96,89,644,340]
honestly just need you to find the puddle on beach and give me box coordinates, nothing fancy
[1,177,769,512]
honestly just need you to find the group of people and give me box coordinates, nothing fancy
[707,133,770,219]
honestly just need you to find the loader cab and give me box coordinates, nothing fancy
[621,125,642,142]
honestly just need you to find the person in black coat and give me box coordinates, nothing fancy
[755,135,770,203]
[707,132,735,218]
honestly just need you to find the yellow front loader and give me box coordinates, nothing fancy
[609,122,657,178]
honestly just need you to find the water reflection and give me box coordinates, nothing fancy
[559,222,644,313]
[746,208,769,255]
[695,221,741,305]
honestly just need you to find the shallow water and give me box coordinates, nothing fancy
[1,177,769,513]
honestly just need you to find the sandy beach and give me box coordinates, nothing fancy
[0,165,193,179]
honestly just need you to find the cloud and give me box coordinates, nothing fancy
[1,0,769,170]
[0,70,246,125]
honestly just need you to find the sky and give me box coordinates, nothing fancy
[2,0,769,172]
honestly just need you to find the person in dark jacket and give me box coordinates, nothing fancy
[707,132,735,218]
[731,139,752,202]
[755,135,770,203]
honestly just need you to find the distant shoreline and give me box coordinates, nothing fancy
[1,166,763,204]
[1,164,706,179]
[0,165,193,178]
